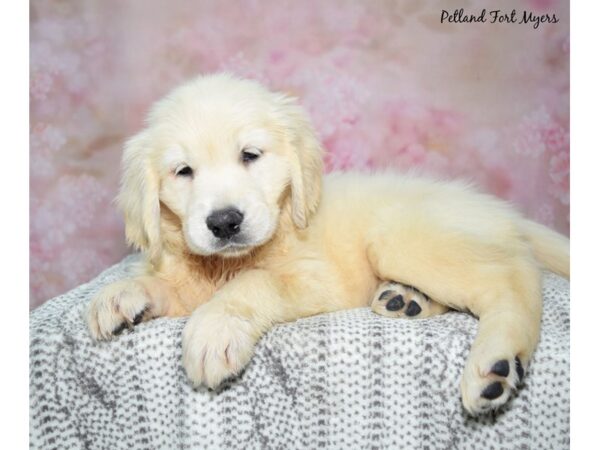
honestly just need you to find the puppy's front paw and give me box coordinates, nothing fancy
[86,280,152,340]
[182,302,258,389]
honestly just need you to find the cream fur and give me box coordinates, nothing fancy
[86,73,570,415]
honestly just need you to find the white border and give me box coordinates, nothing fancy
[571,1,600,448]
[6,0,593,448]
[0,1,29,448]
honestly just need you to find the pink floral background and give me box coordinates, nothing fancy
[30,0,569,309]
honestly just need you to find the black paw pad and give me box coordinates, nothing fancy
[515,357,524,381]
[481,382,504,400]
[378,290,394,301]
[405,301,422,317]
[132,308,147,325]
[490,360,510,377]
[385,295,405,311]
[112,322,128,336]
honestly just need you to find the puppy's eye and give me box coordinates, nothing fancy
[241,149,261,164]
[175,165,193,177]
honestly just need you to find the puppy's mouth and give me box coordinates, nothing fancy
[212,228,277,257]
[212,235,255,257]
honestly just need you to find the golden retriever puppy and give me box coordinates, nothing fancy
[86,73,569,415]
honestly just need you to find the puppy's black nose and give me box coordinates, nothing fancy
[206,208,244,239]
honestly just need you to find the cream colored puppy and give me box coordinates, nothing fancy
[87,73,569,415]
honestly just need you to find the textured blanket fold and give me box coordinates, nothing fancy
[30,255,570,449]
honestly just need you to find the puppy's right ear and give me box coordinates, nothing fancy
[116,131,161,259]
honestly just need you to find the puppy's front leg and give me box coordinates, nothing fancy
[182,268,330,389]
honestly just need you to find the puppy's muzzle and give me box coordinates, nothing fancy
[206,207,244,239]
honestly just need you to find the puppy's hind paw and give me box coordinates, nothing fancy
[370,281,448,319]
[461,353,527,415]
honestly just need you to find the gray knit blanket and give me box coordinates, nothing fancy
[30,255,570,449]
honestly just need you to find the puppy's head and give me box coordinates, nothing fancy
[118,73,323,259]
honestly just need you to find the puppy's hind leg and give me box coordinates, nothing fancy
[366,211,542,414]
[458,263,542,414]
[371,281,449,319]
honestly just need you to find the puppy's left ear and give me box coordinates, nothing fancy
[276,95,324,228]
